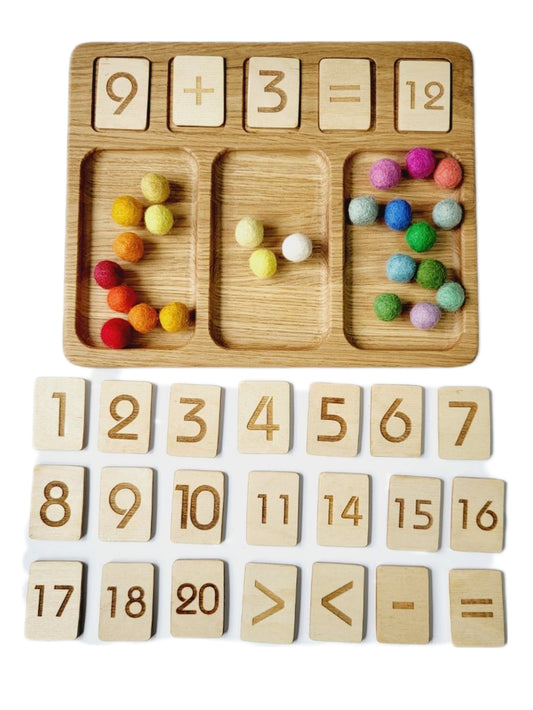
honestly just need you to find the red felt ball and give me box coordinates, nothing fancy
[94,260,124,289]
[433,157,463,189]
[101,318,133,349]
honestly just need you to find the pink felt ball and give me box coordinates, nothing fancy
[101,318,133,348]
[94,260,124,289]
[406,147,436,179]
[434,157,463,189]
[410,302,441,330]
[369,158,402,190]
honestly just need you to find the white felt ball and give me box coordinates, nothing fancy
[282,233,312,262]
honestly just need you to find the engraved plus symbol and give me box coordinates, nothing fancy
[184,76,214,106]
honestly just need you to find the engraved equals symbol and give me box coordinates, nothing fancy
[329,84,361,103]
[461,598,494,618]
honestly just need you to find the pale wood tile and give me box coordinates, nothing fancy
[238,381,291,454]
[171,55,225,127]
[397,59,451,132]
[29,465,85,541]
[376,565,430,644]
[25,561,84,640]
[99,562,155,642]
[387,475,442,552]
[450,477,505,552]
[171,559,225,638]
[94,57,150,130]
[246,57,300,128]
[99,467,154,542]
[316,472,370,547]
[241,562,298,644]
[167,384,222,458]
[449,569,505,647]
[370,384,423,457]
[98,380,153,454]
[438,387,491,460]
[309,562,365,642]
[171,470,225,544]
[319,58,371,130]
[306,382,361,457]
[33,377,86,451]
[246,471,300,546]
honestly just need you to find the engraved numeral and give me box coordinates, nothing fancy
[51,391,66,437]
[107,585,146,618]
[459,498,498,531]
[406,80,445,110]
[380,398,412,443]
[108,482,141,529]
[40,481,71,527]
[258,70,287,113]
[176,583,220,615]
[317,397,347,443]
[176,398,207,443]
[448,401,478,446]
[257,493,290,524]
[247,396,280,441]
[175,484,221,530]
[106,71,138,115]
[324,494,363,526]
[394,497,433,529]
[107,394,140,440]
[34,584,74,617]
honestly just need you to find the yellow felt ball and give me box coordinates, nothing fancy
[159,301,189,332]
[141,172,170,203]
[144,204,174,235]
[111,195,144,227]
[249,248,277,279]
[235,216,264,248]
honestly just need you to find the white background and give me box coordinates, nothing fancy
[2,2,531,707]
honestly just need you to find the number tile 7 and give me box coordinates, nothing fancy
[438,387,491,460]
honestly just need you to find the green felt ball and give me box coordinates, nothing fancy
[432,199,463,230]
[416,259,447,289]
[436,281,465,311]
[405,221,437,253]
[374,293,402,321]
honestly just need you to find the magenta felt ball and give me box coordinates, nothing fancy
[369,158,402,190]
[406,147,436,179]
[410,302,441,330]
[94,260,124,289]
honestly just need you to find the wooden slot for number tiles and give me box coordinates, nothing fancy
[64,42,477,368]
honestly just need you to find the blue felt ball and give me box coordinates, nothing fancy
[386,253,417,283]
[384,199,412,231]
[348,195,379,225]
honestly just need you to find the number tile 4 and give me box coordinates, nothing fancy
[238,381,291,454]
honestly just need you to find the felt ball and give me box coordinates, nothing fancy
[405,147,436,179]
[374,293,402,321]
[94,260,124,289]
[410,302,441,330]
[432,199,463,230]
[384,199,412,230]
[144,204,174,235]
[405,222,437,253]
[141,172,170,203]
[434,157,463,189]
[111,195,144,227]
[249,248,277,279]
[369,158,402,190]
[128,302,159,333]
[159,301,189,332]
[113,231,144,263]
[436,281,465,312]
[386,253,417,283]
[107,284,137,313]
[348,195,379,225]
[416,259,447,290]
[282,233,312,262]
[101,318,133,349]
[235,217,264,248]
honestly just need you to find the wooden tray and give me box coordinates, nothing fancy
[64,42,477,367]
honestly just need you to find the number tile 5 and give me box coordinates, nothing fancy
[306,383,361,457]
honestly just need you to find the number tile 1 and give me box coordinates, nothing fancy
[438,387,491,460]
[98,380,153,454]
[309,562,366,642]
[171,559,226,638]
[29,465,86,541]
[33,376,86,451]
[370,384,423,457]
[449,569,505,647]
[98,467,154,542]
[450,477,505,552]
[376,565,431,644]
[98,562,155,642]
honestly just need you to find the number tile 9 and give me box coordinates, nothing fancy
[93,57,151,131]
[98,467,154,542]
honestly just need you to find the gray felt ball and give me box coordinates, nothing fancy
[348,196,379,225]
[432,199,463,230]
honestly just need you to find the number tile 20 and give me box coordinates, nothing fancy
[171,559,225,638]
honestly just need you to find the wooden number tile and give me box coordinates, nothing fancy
[167,384,222,458]
[171,470,225,544]
[246,471,300,546]
[25,561,84,640]
[449,569,505,647]
[246,57,300,128]
[387,475,442,552]
[241,563,298,644]
[306,383,361,457]
[238,381,291,454]
[450,477,505,552]
[99,562,155,642]
[98,380,153,454]
[370,384,423,457]
[438,387,491,460]
[317,472,370,547]
[171,559,225,638]
[309,562,366,642]
[29,465,85,541]
[33,377,86,451]
[99,467,154,542]
[376,565,430,644]
[171,55,225,127]
[319,59,371,131]
[397,59,451,132]
[94,57,150,130]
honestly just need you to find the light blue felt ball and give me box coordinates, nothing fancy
[386,253,417,283]
[348,195,379,225]
[436,281,465,311]
[432,199,463,230]
[384,199,412,230]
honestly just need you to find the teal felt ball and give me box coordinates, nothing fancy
[405,221,437,252]
[386,253,417,283]
[374,293,402,321]
[416,259,447,289]
[436,281,465,311]
[348,196,379,225]
[432,199,463,230]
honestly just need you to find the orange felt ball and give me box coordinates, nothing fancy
[107,284,137,313]
[113,232,144,263]
[434,157,463,189]
[128,302,159,333]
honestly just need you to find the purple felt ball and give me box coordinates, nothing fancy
[369,158,402,190]
[410,302,441,330]
[405,147,436,179]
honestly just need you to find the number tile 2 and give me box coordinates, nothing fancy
[171,470,225,544]
[29,465,86,541]
[167,384,222,458]
[98,467,154,542]
[438,387,491,460]
[370,384,423,457]
[171,559,225,638]
[238,381,291,454]
[317,472,370,547]
[33,377,86,451]
[99,562,155,642]
[306,383,361,457]
[450,477,505,552]
[98,380,153,454]
[387,475,442,552]
[246,471,300,546]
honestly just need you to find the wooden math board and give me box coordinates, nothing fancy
[63,42,477,367]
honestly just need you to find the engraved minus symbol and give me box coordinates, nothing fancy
[329,84,361,103]
[184,76,214,105]
[392,601,415,610]
[461,598,494,618]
